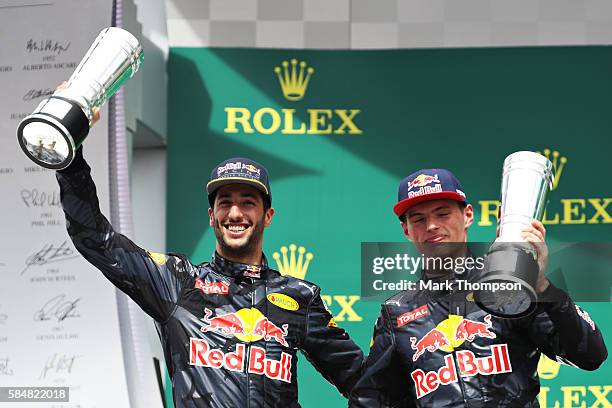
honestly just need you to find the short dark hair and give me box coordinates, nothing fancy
[399,200,467,223]
[208,191,271,212]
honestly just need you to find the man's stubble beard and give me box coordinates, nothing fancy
[213,215,265,262]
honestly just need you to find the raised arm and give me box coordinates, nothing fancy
[56,148,193,322]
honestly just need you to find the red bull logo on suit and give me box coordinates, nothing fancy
[410,314,496,361]
[190,307,293,382]
[189,339,292,383]
[412,344,512,399]
[199,307,289,346]
[200,308,246,335]
[408,314,512,399]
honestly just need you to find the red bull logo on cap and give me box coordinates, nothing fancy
[243,164,261,175]
[217,161,261,177]
[200,307,289,347]
[408,174,440,191]
[217,161,243,174]
[406,174,443,199]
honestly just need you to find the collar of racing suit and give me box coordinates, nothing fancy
[210,251,270,279]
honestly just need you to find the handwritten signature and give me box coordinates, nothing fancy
[22,240,78,275]
[26,39,71,55]
[39,354,80,379]
[20,189,60,208]
[0,357,13,376]
[33,294,80,323]
[23,88,54,102]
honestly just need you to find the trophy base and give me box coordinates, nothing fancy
[17,96,89,170]
[474,242,539,319]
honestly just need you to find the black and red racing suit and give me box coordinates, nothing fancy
[349,267,607,407]
[57,150,363,408]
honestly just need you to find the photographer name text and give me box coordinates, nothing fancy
[372,279,522,292]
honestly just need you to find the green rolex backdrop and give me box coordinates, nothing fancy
[167,47,612,407]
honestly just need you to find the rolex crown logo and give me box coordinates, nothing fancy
[274,59,314,102]
[273,244,313,280]
[537,148,567,191]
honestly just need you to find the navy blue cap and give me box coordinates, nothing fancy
[207,157,271,206]
[393,169,467,217]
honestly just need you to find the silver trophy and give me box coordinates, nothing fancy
[17,27,143,170]
[475,151,554,318]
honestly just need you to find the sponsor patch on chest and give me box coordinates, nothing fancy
[190,338,292,383]
[411,344,512,399]
[195,278,229,295]
[397,305,429,327]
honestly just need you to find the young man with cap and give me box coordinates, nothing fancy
[349,169,607,407]
[56,149,363,407]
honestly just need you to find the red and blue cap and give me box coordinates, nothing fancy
[207,157,271,207]
[393,168,467,217]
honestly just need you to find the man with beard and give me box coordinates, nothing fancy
[349,168,607,407]
[57,149,363,407]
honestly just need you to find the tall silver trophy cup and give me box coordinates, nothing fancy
[474,151,554,318]
[17,27,143,170]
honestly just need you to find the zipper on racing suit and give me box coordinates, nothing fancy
[449,275,470,407]
[244,277,254,408]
